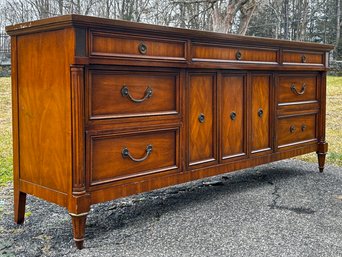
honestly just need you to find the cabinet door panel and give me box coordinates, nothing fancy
[251,75,272,153]
[188,74,216,166]
[221,75,246,159]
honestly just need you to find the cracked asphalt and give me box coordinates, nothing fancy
[0,159,341,257]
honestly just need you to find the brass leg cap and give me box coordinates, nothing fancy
[75,240,84,249]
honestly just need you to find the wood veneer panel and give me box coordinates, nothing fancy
[188,74,216,166]
[89,71,178,119]
[283,51,323,65]
[90,129,178,185]
[251,75,271,153]
[221,75,246,159]
[91,31,186,60]
[193,44,277,63]
[278,75,317,105]
[17,29,73,193]
[277,114,316,148]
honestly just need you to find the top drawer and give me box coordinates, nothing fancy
[192,43,278,63]
[283,50,324,65]
[90,31,187,61]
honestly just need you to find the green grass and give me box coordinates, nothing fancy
[0,76,341,187]
[296,76,342,166]
[0,77,12,186]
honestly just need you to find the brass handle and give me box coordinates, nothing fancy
[230,111,237,121]
[236,50,242,60]
[291,83,306,95]
[121,85,153,103]
[122,144,152,162]
[301,124,307,132]
[198,113,205,123]
[138,42,147,55]
[301,55,307,63]
[257,108,263,118]
[290,125,296,133]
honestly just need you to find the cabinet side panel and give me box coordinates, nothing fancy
[17,29,73,194]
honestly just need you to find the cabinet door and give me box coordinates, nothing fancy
[188,74,217,167]
[221,74,247,160]
[251,75,272,153]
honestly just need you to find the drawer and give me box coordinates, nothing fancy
[283,50,324,65]
[277,114,316,148]
[89,71,179,120]
[89,128,179,185]
[277,75,318,105]
[192,43,277,63]
[90,31,186,61]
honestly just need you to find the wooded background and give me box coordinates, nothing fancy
[0,0,341,60]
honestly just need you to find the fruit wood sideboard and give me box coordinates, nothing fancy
[6,15,334,249]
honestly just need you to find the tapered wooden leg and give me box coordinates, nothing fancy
[14,190,26,224]
[317,153,326,173]
[70,213,88,249]
[317,142,328,173]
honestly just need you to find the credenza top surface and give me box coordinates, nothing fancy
[6,14,334,52]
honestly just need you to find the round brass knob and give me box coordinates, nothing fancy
[236,50,242,60]
[301,55,307,63]
[230,111,237,121]
[258,108,263,118]
[290,125,296,133]
[198,113,205,123]
[138,42,147,55]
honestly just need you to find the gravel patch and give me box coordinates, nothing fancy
[0,159,341,257]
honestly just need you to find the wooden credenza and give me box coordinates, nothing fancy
[6,15,333,249]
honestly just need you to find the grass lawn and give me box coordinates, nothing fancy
[0,76,341,186]
[0,77,12,186]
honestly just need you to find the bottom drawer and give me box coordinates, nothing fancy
[89,128,179,185]
[277,114,316,148]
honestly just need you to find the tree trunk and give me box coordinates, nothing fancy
[238,0,256,35]
[336,0,341,57]
[284,0,289,39]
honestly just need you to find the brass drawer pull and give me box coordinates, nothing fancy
[301,55,307,63]
[122,144,153,162]
[121,85,153,103]
[301,124,307,132]
[290,125,296,133]
[236,50,242,60]
[138,42,147,55]
[230,111,237,121]
[291,83,306,95]
[257,108,263,118]
[198,113,205,123]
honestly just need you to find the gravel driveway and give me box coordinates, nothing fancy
[0,159,341,257]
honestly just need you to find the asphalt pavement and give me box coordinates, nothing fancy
[0,159,341,257]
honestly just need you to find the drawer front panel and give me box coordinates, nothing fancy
[90,129,179,185]
[251,75,272,153]
[277,114,316,148]
[89,71,178,119]
[91,31,186,60]
[283,51,323,65]
[278,75,317,104]
[221,75,246,159]
[192,44,277,63]
[188,74,216,166]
